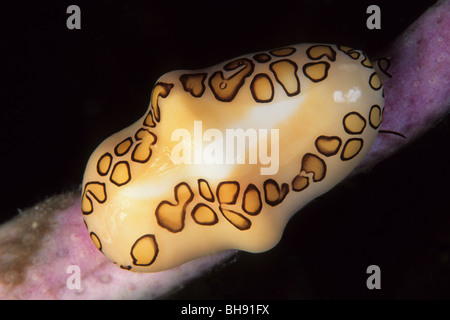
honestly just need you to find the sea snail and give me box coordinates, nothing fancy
[82,43,384,272]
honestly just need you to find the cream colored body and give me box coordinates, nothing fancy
[82,43,384,272]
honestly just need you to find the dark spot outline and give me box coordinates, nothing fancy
[216,181,240,205]
[301,153,326,182]
[143,109,157,128]
[340,138,364,161]
[155,182,194,233]
[360,52,373,69]
[314,135,342,157]
[369,72,382,91]
[263,179,289,206]
[250,73,274,103]
[306,45,337,62]
[152,82,175,122]
[337,45,361,60]
[96,152,113,176]
[89,232,102,251]
[109,161,132,187]
[130,234,159,267]
[377,58,392,78]
[302,61,331,83]
[218,206,252,231]
[253,53,272,63]
[191,203,219,226]
[242,183,262,216]
[120,265,132,270]
[208,58,255,102]
[343,112,367,135]
[82,181,107,215]
[291,175,309,192]
[114,137,133,157]
[179,73,207,98]
[269,59,301,97]
[269,47,296,57]
[131,128,157,164]
[198,179,214,202]
[369,104,383,129]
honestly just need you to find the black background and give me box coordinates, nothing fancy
[2,0,449,299]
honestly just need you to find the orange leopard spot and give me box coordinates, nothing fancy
[155,183,194,233]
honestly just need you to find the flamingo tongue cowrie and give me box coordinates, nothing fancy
[81,43,384,272]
